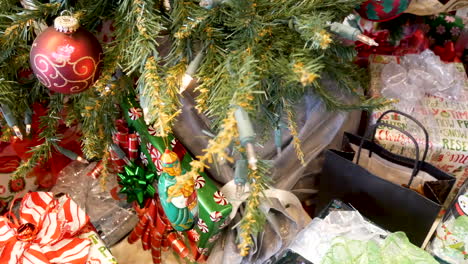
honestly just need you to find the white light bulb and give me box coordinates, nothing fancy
[25,124,32,135]
[12,126,23,140]
[180,73,194,94]
[76,156,89,164]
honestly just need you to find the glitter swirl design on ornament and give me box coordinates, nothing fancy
[32,50,101,93]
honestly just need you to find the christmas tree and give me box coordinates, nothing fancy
[0,0,389,257]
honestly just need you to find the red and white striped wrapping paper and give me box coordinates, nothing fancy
[0,192,116,264]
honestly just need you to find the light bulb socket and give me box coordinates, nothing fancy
[234,107,256,146]
[1,104,19,128]
[234,159,248,185]
[329,22,360,41]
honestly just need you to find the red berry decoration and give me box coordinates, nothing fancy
[30,14,103,94]
[356,0,411,22]
[8,177,25,193]
[17,68,35,84]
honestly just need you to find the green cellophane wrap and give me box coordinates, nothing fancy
[322,232,438,264]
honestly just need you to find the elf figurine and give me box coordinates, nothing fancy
[158,149,198,231]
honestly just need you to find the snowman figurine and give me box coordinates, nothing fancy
[430,194,468,263]
[158,149,197,231]
[455,195,468,217]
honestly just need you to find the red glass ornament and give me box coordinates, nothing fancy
[29,17,103,94]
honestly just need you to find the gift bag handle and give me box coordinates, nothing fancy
[374,110,429,163]
[356,122,420,187]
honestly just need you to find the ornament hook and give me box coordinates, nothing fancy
[60,10,73,16]
[54,11,79,33]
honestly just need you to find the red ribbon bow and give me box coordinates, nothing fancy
[433,41,460,63]
[127,198,199,264]
[356,29,430,66]
[0,192,91,264]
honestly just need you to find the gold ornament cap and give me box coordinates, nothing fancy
[54,13,79,33]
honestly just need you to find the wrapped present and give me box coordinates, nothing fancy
[423,13,465,63]
[88,119,140,178]
[120,95,233,261]
[427,178,468,263]
[424,13,464,47]
[368,54,468,206]
[0,192,116,264]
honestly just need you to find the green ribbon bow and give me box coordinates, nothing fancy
[118,163,156,208]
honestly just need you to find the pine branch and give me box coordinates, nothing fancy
[113,0,167,74]
[78,80,123,159]
[312,81,392,111]
[0,78,16,105]
[13,93,63,179]
[0,2,60,58]
[284,101,305,165]
[293,13,334,49]
[138,57,182,136]
[167,1,386,254]
[0,0,16,12]
[75,0,116,29]
[238,160,271,256]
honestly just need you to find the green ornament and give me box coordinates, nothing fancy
[118,163,156,208]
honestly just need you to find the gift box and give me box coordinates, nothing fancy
[120,95,233,261]
[427,178,468,263]
[423,13,465,63]
[0,192,115,264]
[368,54,468,207]
[424,13,464,47]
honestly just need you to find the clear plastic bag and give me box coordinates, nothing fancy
[86,173,139,246]
[381,62,424,113]
[52,161,139,246]
[286,210,388,264]
[381,50,463,103]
